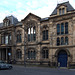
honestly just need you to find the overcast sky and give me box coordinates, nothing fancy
[0,0,75,22]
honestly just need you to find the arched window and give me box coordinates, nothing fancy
[42,30,48,40]
[16,50,22,59]
[28,49,36,59]
[57,37,60,46]
[28,26,36,42]
[65,37,68,45]
[16,30,22,43]
[61,37,64,45]
[42,47,48,59]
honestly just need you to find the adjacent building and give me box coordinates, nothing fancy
[0,1,75,67]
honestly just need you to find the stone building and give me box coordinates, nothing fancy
[0,1,75,67]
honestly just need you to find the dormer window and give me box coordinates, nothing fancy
[59,8,65,15]
[4,19,10,26]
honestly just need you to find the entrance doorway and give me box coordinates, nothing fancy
[58,50,67,67]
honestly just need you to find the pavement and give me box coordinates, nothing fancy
[0,65,75,75]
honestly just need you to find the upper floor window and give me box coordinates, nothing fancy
[28,26,36,42]
[57,36,69,46]
[57,22,68,35]
[42,30,48,41]
[1,33,11,45]
[16,31,22,43]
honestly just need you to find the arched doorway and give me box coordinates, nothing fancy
[58,50,67,67]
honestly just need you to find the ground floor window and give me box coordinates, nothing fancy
[28,49,36,59]
[16,50,22,59]
[42,47,49,59]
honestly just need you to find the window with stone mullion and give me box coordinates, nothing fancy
[1,35,5,44]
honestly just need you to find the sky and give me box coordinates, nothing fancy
[0,0,75,22]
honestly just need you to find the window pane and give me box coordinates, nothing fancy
[28,28,30,34]
[57,37,60,46]
[61,37,64,45]
[17,35,19,42]
[42,50,45,58]
[20,34,22,42]
[46,50,48,58]
[28,34,30,41]
[59,9,61,15]
[33,27,36,34]
[34,34,36,41]
[5,35,8,44]
[43,31,45,40]
[65,37,68,45]
[61,23,64,34]
[62,8,65,14]
[31,27,33,34]
[65,22,68,34]
[1,36,4,44]
[46,30,48,40]
[57,24,60,35]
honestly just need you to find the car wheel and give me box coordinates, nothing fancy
[9,66,12,69]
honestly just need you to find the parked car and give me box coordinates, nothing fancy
[0,60,13,69]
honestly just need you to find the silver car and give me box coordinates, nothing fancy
[0,60,12,69]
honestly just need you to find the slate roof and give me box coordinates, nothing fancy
[0,15,18,28]
[6,15,18,25]
[40,17,49,22]
[16,22,23,26]
[51,1,75,16]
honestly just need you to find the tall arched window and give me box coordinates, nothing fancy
[16,30,22,43]
[42,30,48,40]
[42,47,48,59]
[16,50,22,59]
[65,37,68,45]
[28,26,36,42]
[28,49,36,59]
[57,37,60,46]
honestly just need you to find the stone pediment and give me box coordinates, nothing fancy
[22,13,41,22]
